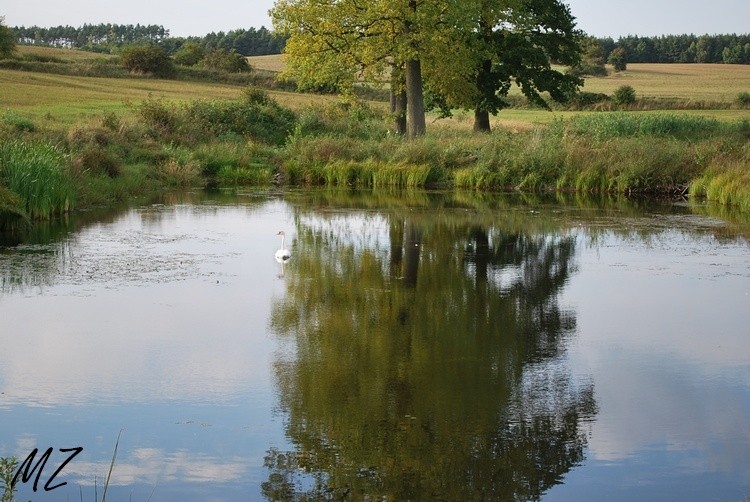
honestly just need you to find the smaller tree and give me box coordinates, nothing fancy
[173,42,204,66]
[608,47,627,71]
[0,17,17,59]
[201,48,250,73]
[613,85,636,106]
[570,37,607,77]
[120,44,174,76]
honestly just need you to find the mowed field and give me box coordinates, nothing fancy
[1,47,748,127]
[249,54,750,102]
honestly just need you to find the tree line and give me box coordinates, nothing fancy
[596,33,750,64]
[10,23,287,57]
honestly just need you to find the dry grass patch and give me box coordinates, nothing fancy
[247,54,287,73]
[579,63,750,102]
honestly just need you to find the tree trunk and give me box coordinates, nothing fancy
[402,221,421,288]
[473,108,491,133]
[474,57,493,133]
[405,59,426,138]
[390,67,407,136]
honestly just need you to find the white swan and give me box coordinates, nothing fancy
[275,231,291,262]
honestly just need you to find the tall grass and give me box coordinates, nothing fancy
[691,162,750,210]
[565,112,724,140]
[0,140,75,219]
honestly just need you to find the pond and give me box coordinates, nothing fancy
[1,189,749,501]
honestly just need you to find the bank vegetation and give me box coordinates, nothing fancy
[1,45,749,231]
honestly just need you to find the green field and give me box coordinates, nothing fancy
[1,47,748,128]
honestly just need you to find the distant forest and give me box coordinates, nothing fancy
[10,23,750,64]
[12,23,287,57]
[597,34,750,64]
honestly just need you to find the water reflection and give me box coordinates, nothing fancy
[267,196,596,499]
[1,189,749,500]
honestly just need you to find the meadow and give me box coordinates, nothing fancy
[1,45,749,228]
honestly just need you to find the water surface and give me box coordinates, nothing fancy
[1,190,749,501]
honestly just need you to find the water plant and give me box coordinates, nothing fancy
[0,456,18,502]
[0,140,74,219]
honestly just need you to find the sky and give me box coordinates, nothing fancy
[2,0,749,39]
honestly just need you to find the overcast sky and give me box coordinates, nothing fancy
[3,0,749,39]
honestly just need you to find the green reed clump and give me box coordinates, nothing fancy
[193,142,249,177]
[566,112,723,140]
[217,164,274,185]
[691,162,750,210]
[372,162,434,188]
[0,140,75,219]
[1,110,36,133]
[74,163,155,207]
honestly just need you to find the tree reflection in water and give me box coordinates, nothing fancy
[267,197,596,500]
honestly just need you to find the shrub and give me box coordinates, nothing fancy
[183,97,296,145]
[570,91,611,109]
[72,148,121,177]
[201,49,250,73]
[173,42,204,67]
[138,97,178,135]
[735,92,750,108]
[613,85,636,106]
[120,44,174,77]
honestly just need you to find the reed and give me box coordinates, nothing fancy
[0,140,74,219]
[565,112,725,140]
[372,162,434,188]
[217,164,274,185]
[691,162,750,210]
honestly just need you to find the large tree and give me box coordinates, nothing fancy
[271,0,582,136]
[271,0,473,138]
[426,0,583,132]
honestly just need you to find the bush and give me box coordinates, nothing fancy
[72,148,121,177]
[120,44,174,77]
[138,97,179,135]
[570,91,611,109]
[201,49,250,73]
[613,85,636,106]
[173,42,204,67]
[183,97,296,145]
[735,92,750,108]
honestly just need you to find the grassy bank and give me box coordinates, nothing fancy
[1,47,750,227]
[280,108,750,199]
[1,93,749,227]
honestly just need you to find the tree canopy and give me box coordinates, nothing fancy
[271,0,583,136]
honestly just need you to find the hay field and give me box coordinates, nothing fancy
[581,63,750,102]
[249,55,749,102]
[246,54,287,73]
